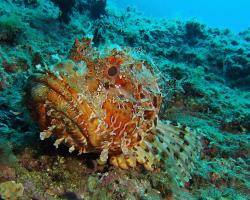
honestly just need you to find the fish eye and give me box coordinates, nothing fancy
[108,66,118,76]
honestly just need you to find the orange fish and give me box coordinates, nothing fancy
[28,38,201,186]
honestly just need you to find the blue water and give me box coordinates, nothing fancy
[110,0,250,32]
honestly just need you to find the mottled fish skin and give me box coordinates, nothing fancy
[28,38,201,186]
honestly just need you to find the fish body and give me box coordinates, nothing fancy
[29,38,200,186]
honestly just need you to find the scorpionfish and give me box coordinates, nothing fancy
[29,38,201,186]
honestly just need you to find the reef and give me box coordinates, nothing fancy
[0,0,249,200]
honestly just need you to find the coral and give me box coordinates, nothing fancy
[185,20,206,40]
[0,181,24,200]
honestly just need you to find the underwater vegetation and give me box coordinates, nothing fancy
[51,0,107,23]
[51,0,76,23]
[0,0,249,199]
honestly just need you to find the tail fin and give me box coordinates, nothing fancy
[146,120,201,186]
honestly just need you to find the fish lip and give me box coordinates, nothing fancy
[29,77,94,150]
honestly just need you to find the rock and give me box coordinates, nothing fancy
[0,15,23,44]
[0,181,24,200]
[0,165,16,182]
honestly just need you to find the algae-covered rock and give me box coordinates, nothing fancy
[87,176,99,192]
[0,14,23,44]
[0,181,24,200]
[51,0,76,23]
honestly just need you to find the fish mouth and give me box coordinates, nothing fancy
[28,73,102,153]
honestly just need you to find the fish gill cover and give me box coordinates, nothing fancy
[0,0,249,200]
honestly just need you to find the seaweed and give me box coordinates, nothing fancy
[0,14,23,44]
[51,0,76,23]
